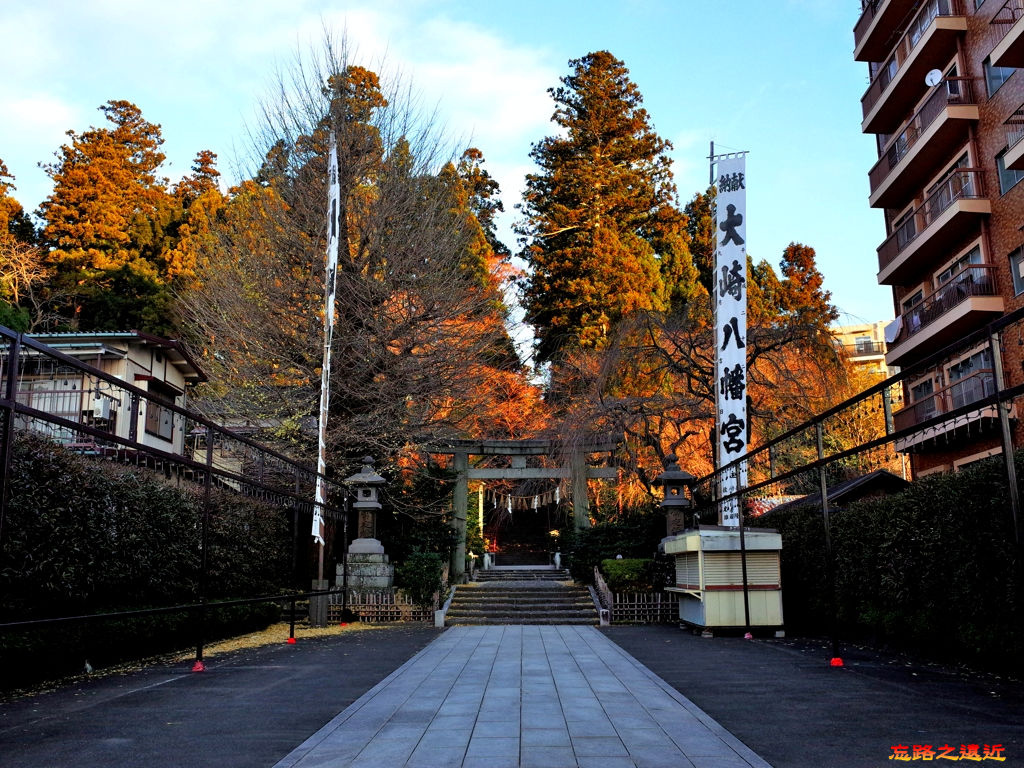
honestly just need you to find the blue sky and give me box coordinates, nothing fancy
[0,0,891,326]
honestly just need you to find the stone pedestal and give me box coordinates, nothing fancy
[338,538,394,592]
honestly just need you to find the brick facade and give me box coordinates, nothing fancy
[856,0,1024,478]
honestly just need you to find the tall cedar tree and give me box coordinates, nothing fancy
[519,51,694,364]
[37,101,221,334]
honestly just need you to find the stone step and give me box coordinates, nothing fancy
[452,596,591,605]
[446,610,594,620]
[460,593,589,598]
[473,574,570,582]
[445,576,596,627]
[446,616,596,626]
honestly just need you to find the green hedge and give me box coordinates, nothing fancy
[767,452,1022,674]
[563,511,669,584]
[599,558,659,592]
[0,432,291,688]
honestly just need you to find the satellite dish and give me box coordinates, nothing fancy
[925,69,943,87]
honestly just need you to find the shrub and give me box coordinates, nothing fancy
[0,432,292,688]
[764,451,1022,674]
[600,558,659,591]
[563,511,667,583]
[395,552,444,610]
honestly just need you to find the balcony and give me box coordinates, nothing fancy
[854,0,920,62]
[1005,104,1024,171]
[893,368,1005,451]
[843,340,887,357]
[868,79,977,209]
[861,0,967,135]
[990,0,1024,69]
[885,265,1004,366]
[876,169,990,285]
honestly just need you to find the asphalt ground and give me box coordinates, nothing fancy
[0,625,440,768]
[604,626,1024,768]
[1,623,1022,767]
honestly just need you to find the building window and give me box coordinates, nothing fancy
[143,381,180,442]
[947,348,994,409]
[984,57,1014,97]
[997,149,1024,194]
[936,246,982,286]
[1011,247,1024,295]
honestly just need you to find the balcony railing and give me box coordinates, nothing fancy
[861,0,963,120]
[992,0,1024,37]
[842,340,887,356]
[855,0,884,45]
[989,0,1024,67]
[893,367,996,431]
[1007,103,1024,150]
[868,78,974,194]
[877,169,986,271]
[894,265,997,343]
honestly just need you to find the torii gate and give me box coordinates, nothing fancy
[430,437,621,582]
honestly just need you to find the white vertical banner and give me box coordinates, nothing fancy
[312,130,341,546]
[714,153,748,528]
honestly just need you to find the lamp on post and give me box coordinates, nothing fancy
[653,454,696,534]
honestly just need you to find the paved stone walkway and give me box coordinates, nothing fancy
[274,625,770,768]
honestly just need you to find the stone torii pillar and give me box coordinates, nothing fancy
[450,451,468,584]
[570,449,591,530]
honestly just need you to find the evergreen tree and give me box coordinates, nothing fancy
[38,101,181,333]
[0,160,36,245]
[518,51,693,363]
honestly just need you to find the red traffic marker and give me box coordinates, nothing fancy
[829,657,844,667]
[339,622,348,627]
[192,660,206,672]
[287,637,297,644]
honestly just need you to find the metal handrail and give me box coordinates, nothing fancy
[877,169,986,270]
[868,78,974,193]
[861,0,962,118]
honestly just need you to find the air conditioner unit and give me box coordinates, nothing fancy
[92,395,111,420]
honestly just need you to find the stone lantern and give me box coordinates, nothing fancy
[345,456,386,541]
[339,456,393,591]
[653,454,696,535]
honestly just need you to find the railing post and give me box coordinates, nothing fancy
[0,333,22,549]
[128,392,140,443]
[882,385,895,435]
[989,331,1021,545]
[194,427,214,671]
[816,421,842,665]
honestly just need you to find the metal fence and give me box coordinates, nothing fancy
[688,306,1024,660]
[0,328,351,670]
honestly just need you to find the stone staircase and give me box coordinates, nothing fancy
[474,568,568,583]
[445,570,597,625]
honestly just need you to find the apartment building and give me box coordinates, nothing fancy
[856,0,1024,475]
[833,320,894,379]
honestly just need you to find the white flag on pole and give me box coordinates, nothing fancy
[312,130,341,546]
